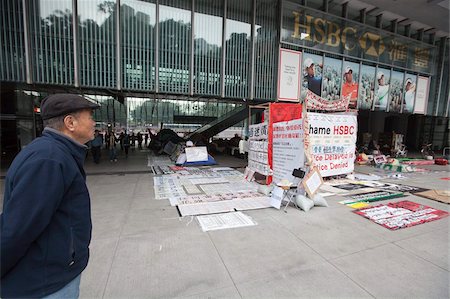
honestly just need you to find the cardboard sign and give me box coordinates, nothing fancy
[302,167,323,197]
[185,146,208,162]
[270,186,284,209]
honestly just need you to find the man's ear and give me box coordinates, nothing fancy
[64,115,77,132]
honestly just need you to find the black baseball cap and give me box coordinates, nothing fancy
[41,94,100,120]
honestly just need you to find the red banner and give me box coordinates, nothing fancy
[268,103,302,184]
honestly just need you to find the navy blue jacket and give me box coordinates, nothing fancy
[1,128,92,298]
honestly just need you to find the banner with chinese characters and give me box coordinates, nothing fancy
[307,112,357,177]
[268,103,303,184]
[272,119,304,184]
[281,1,436,74]
[305,90,350,111]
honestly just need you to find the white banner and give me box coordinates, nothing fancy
[272,119,304,184]
[306,90,350,111]
[248,123,269,140]
[278,49,302,101]
[414,76,429,114]
[185,146,208,162]
[307,112,357,177]
[248,140,268,152]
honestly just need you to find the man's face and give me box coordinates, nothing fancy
[71,109,96,144]
[345,71,353,83]
[405,82,411,91]
[307,65,315,76]
[379,76,385,86]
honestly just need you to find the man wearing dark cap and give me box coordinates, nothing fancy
[1,94,100,298]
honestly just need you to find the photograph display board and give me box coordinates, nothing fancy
[358,64,376,110]
[388,70,405,113]
[402,74,417,113]
[342,61,360,109]
[301,53,323,100]
[321,56,343,102]
[414,76,429,114]
[307,112,357,177]
[373,67,391,111]
[272,119,304,184]
[302,167,323,197]
[278,49,302,101]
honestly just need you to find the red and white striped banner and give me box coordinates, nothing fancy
[306,90,350,111]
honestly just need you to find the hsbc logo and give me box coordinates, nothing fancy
[359,32,385,56]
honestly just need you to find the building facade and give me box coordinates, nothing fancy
[1,0,449,159]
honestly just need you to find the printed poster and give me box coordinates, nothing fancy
[414,76,429,114]
[307,112,357,177]
[321,57,342,102]
[272,119,304,184]
[342,61,360,109]
[373,67,391,111]
[278,49,302,101]
[388,70,405,113]
[358,64,376,110]
[402,74,417,113]
[301,53,323,100]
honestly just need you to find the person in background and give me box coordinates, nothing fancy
[144,133,149,147]
[107,129,118,162]
[123,131,131,158]
[91,129,103,164]
[137,132,143,150]
[376,71,390,109]
[0,94,100,298]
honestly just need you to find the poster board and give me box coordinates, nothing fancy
[270,186,284,209]
[278,49,302,101]
[307,112,357,177]
[414,76,429,114]
[302,167,323,197]
[272,119,304,184]
[185,146,208,162]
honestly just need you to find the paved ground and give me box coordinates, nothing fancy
[1,148,449,298]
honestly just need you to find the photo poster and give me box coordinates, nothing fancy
[358,64,376,110]
[301,53,323,101]
[402,73,417,113]
[272,119,304,185]
[268,103,302,184]
[321,56,342,102]
[414,76,429,114]
[278,49,302,101]
[342,61,360,109]
[388,70,405,113]
[373,67,391,111]
[307,112,358,177]
[302,167,323,198]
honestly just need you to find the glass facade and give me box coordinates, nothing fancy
[78,0,117,88]
[158,0,191,94]
[121,0,156,91]
[0,0,26,82]
[28,0,74,85]
[254,0,278,100]
[225,0,252,99]
[193,0,223,96]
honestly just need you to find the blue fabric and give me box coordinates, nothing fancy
[182,154,217,166]
[1,129,92,298]
[90,135,102,147]
[42,274,81,299]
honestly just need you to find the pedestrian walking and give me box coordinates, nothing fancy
[107,130,118,162]
[137,132,143,150]
[91,130,103,163]
[123,131,130,158]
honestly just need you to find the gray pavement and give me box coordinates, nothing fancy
[1,148,449,298]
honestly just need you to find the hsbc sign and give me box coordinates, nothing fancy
[281,2,436,74]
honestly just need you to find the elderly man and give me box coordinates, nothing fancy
[1,94,100,298]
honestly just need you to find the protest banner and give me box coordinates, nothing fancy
[307,112,357,177]
[305,90,350,111]
[272,118,304,184]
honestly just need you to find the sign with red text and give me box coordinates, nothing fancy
[307,112,357,177]
[272,119,304,184]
